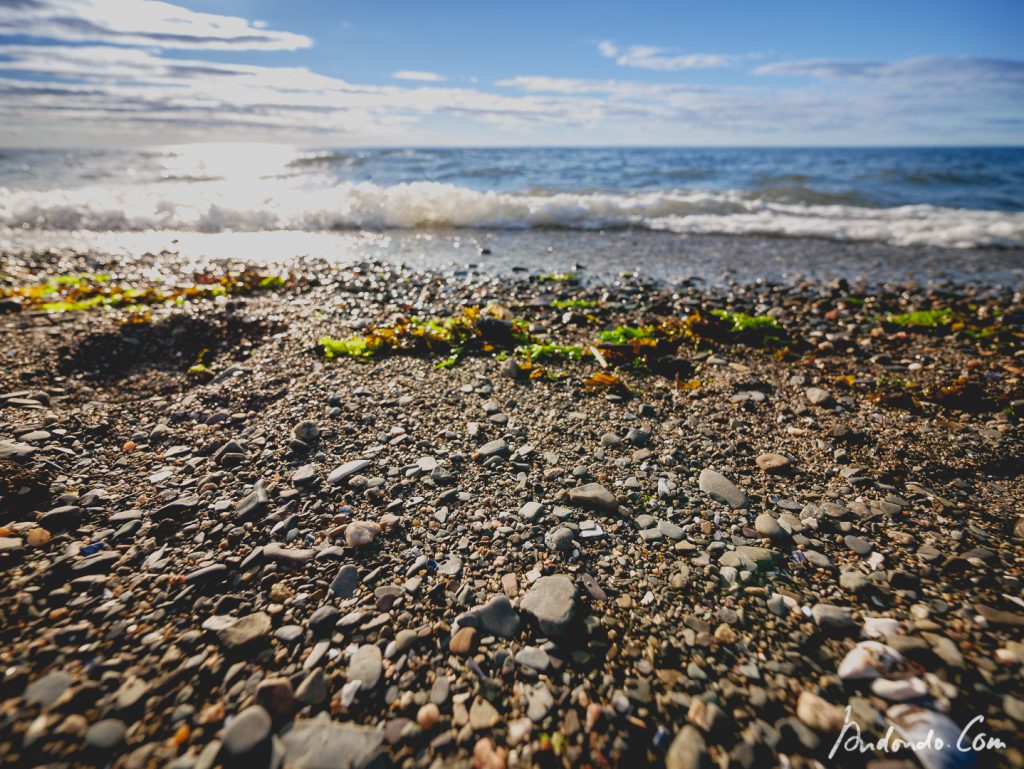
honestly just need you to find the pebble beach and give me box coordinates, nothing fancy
[1,245,1022,769]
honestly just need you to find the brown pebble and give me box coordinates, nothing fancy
[449,626,477,656]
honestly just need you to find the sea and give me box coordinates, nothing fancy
[2,145,1023,284]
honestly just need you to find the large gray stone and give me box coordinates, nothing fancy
[348,644,383,690]
[568,483,618,514]
[280,714,386,769]
[666,724,708,769]
[217,612,272,649]
[698,469,747,508]
[521,575,576,636]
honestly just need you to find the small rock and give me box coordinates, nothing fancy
[345,520,380,548]
[568,483,618,514]
[521,575,576,636]
[698,469,747,508]
[756,453,791,472]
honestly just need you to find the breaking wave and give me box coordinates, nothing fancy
[1,180,1022,248]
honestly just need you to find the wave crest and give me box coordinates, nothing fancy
[1,180,1022,248]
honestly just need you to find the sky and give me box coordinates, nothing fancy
[0,0,1021,147]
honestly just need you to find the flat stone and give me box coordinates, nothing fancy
[515,646,551,672]
[292,464,318,487]
[806,387,834,407]
[85,718,127,750]
[235,483,269,519]
[518,501,544,521]
[217,612,272,649]
[24,671,73,708]
[309,605,341,635]
[0,440,35,460]
[330,564,359,598]
[756,453,791,472]
[568,483,618,514]
[545,525,575,552]
[255,677,295,719]
[844,535,873,555]
[666,724,708,769]
[719,545,780,572]
[811,603,858,636]
[698,469,747,508]
[328,459,372,485]
[754,513,786,541]
[521,575,576,636]
[295,669,327,705]
[477,439,508,458]
[450,626,477,656]
[280,714,386,769]
[222,705,272,760]
[471,594,521,638]
[658,520,685,540]
[264,542,316,567]
[469,697,500,730]
[348,645,383,689]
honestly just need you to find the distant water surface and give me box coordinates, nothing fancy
[0,146,1022,251]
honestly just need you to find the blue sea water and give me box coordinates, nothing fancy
[1,145,1023,249]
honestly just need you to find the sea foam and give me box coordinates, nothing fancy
[1,180,1022,248]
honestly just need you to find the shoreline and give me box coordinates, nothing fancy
[2,229,1024,289]
[1,248,1023,769]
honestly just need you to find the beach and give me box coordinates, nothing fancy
[1,226,1023,768]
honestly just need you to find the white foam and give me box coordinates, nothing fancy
[0,180,1021,248]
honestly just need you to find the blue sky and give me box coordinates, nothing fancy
[0,0,1021,146]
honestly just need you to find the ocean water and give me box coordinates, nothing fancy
[1,145,1023,252]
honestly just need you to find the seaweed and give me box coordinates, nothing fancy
[885,308,956,328]
[1,269,292,315]
[550,298,599,309]
[515,343,586,362]
[597,325,655,345]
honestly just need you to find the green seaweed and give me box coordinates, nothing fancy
[597,325,655,345]
[550,298,599,309]
[885,308,956,328]
[710,309,781,333]
[319,334,380,359]
[515,343,585,362]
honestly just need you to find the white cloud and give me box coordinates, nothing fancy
[597,40,738,70]
[0,2,1020,146]
[0,0,311,50]
[391,70,446,82]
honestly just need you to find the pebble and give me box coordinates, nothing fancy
[84,718,127,750]
[328,459,371,485]
[520,575,576,636]
[345,520,380,547]
[217,612,272,649]
[754,513,785,541]
[568,482,618,514]
[330,564,360,598]
[756,452,791,472]
[348,644,383,690]
[280,714,385,769]
[666,724,708,769]
[469,697,500,729]
[805,386,834,406]
[544,525,574,552]
[221,705,272,760]
[698,469,747,508]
